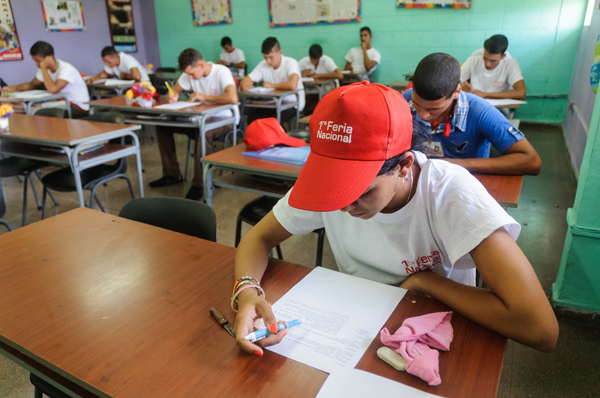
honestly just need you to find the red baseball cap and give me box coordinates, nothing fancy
[288,81,413,212]
[243,118,306,151]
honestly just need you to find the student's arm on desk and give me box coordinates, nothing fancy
[189,84,238,104]
[1,77,41,94]
[400,228,559,352]
[232,61,246,69]
[314,68,344,81]
[121,67,142,82]
[471,80,527,100]
[233,211,293,355]
[166,82,185,103]
[263,73,299,91]
[444,137,541,175]
[88,70,109,83]
[343,61,352,72]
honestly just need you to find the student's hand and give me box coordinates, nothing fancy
[471,89,486,98]
[188,92,206,103]
[1,85,14,95]
[461,81,473,93]
[39,57,54,71]
[166,91,179,103]
[216,60,227,65]
[361,41,369,51]
[263,82,274,89]
[234,290,285,356]
[302,69,313,77]
[240,78,253,92]
[87,76,99,83]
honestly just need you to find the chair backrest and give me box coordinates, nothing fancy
[156,67,177,73]
[0,173,7,218]
[118,197,217,242]
[34,107,65,118]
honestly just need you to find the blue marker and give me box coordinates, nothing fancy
[243,320,302,342]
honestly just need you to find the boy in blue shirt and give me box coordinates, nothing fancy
[402,53,540,175]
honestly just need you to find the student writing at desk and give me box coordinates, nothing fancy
[232,82,558,357]
[216,36,246,71]
[460,34,526,100]
[1,41,90,118]
[299,44,343,115]
[148,48,239,201]
[240,37,304,125]
[343,26,381,79]
[403,53,541,175]
[87,46,149,83]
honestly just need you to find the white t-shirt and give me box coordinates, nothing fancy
[298,55,339,75]
[220,47,245,64]
[344,46,381,74]
[273,152,520,286]
[461,49,523,93]
[35,59,90,111]
[177,62,240,124]
[104,52,149,82]
[247,55,305,111]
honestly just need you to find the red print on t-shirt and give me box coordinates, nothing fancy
[402,250,442,274]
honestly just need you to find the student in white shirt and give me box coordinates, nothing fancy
[1,41,90,118]
[89,46,149,83]
[231,82,558,356]
[460,34,526,100]
[216,36,246,71]
[148,48,239,201]
[240,37,304,125]
[344,26,381,78]
[299,44,343,115]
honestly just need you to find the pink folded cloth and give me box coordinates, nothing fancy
[380,311,453,386]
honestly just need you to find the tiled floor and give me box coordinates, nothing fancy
[0,123,599,397]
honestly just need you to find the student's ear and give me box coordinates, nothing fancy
[451,85,462,100]
[501,53,507,60]
[398,152,415,177]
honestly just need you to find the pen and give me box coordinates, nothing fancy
[165,81,175,97]
[243,319,301,342]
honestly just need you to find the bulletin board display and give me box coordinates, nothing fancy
[396,0,471,8]
[191,0,232,26]
[269,0,361,28]
[0,0,23,61]
[107,0,137,52]
[40,0,85,31]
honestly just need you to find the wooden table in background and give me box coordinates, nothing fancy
[0,208,505,398]
[0,91,71,118]
[303,78,339,99]
[202,144,523,208]
[238,88,301,128]
[0,113,143,207]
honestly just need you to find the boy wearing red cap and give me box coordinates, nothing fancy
[232,82,558,356]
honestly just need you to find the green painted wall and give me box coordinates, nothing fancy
[154,0,586,123]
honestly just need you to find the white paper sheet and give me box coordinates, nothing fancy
[316,369,443,398]
[486,99,527,106]
[6,90,54,99]
[103,79,135,86]
[266,267,406,373]
[153,101,198,110]
[248,87,275,93]
[302,77,315,82]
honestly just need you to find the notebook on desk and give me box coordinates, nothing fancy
[242,145,310,165]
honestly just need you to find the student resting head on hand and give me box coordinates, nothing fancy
[232,81,558,356]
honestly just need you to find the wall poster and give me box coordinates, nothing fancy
[396,0,471,8]
[269,0,361,28]
[0,0,23,61]
[191,0,232,26]
[41,0,85,31]
[106,0,137,52]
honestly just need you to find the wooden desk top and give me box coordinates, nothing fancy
[204,145,522,207]
[0,208,505,398]
[0,113,140,147]
[88,96,232,116]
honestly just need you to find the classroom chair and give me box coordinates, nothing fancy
[118,197,216,241]
[234,196,325,267]
[0,174,13,231]
[40,111,135,218]
[0,107,62,226]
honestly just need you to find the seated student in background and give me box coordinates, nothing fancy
[402,53,540,175]
[344,26,381,77]
[460,34,526,100]
[88,46,149,83]
[232,82,558,356]
[1,41,90,118]
[299,44,343,115]
[240,37,304,125]
[149,48,239,201]
[216,36,246,71]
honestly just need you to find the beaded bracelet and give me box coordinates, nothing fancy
[232,276,259,298]
[231,283,266,312]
